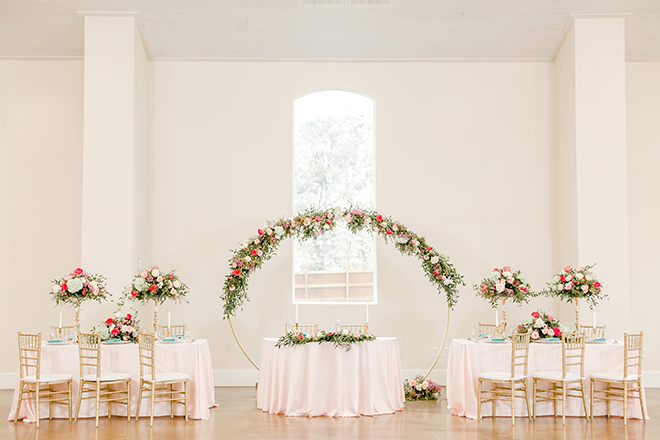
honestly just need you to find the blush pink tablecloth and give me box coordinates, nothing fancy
[8,339,216,422]
[446,338,648,420]
[257,337,405,417]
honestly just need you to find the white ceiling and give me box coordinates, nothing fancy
[1,0,659,61]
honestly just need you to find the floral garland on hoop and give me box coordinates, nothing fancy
[222,207,464,317]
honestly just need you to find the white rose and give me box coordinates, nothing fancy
[534,318,545,328]
[152,269,160,277]
[133,277,148,291]
[304,217,311,226]
[245,256,251,262]
[52,284,61,293]
[274,226,284,237]
[324,224,330,230]
[254,238,260,245]
[173,280,181,288]
[495,281,505,293]
[415,384,423,391]
[67,278,83,293]
[502,271,511,277]
[242,242,249,249]
[430,256,439,264]
[489,271,500,281]
[89,281,98,290]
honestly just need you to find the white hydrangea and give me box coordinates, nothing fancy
[67,278,83,293]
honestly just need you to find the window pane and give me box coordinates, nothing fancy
[293,90,375,303]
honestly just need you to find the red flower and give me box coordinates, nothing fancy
[433,270,440,276]
[251,249,258,255]
[111,328,119,335]
[74,268,83,274]
[327,220,333,225]
[258,229,264,236]
[427,247,432,251]
[386,229,392,235]
[233,269,241,276]
[594,281,601,289]
[61,282,68,291]
[531,311,540,318]
[131,290,138,297]
[296,333,303,340]
[375,215,383,222]
[553,327,561,336]
[314,216,321,222]
[168,274,173,279]
[106,318,114,325]
[521,286,527,291]
[126,314,132,320]
[560,275,566,282]
[149,284,157,292]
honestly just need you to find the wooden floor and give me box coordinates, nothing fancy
[1,387,658,440]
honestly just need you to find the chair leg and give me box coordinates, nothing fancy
[14,383,23,424]
[532,379,537,421]
[171,384,174,419]
[49,385,53,420]
[95,382,100,427]
[606,383,611,418]
[580,380,589,422]
[590,379,594,422]
[36,384,40,429]
[477,379,482,421]
[639,381,647,422]
[623,382,628,426]
[561,384,566,425]
[150,382,155,427]
[136,380,143,422]
[68,381,72,423]
[523,382,532,421]
[511,382,515,425]
[74,384,84,423]
[184,381,188,422]
[126,380,131,422]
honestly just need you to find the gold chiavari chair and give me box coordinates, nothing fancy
[477,322,499,338]
[532,332,589,424]
[284,323,318,335]
[477,332,532,425]
[75,333,131,427]
[339,324,369,335]
[14,333,72,428]
[578,325,606,340]
[158,324,187,339]
[49,325,77,340]
[590,332,647,425]
[136,332,189,426]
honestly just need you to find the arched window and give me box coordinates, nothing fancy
[293,90,376,303]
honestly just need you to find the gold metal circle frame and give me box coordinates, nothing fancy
[223,209,459,381]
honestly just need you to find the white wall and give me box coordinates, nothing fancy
[1,58,659,388]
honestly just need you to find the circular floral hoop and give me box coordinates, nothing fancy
[222,207,464,318]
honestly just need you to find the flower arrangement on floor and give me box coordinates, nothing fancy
[404,375,443,401]
[545,264,605,308]
[275,329,376,351]
[91,312,140,343]
[222,207,464,317]
[473,266,534,307]
[50,267,109,305]
[124,266,189,304]
[517,310,569,340]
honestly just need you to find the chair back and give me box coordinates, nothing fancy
[138,332,156,380]
[78,333,102,379]
[477,322,498,337]
[50,325,77,340]
[561,332,585,379]
[158,324,187,338]
[284,323,318,335]
[339,324,369,335]
[578,325,605,340]
[17,333,41,380]
[624,332,643,379]
[511,331,531,378]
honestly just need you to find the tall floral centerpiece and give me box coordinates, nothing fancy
[474,266,533,337]
[124,266,188,339]
[545,264,605,330]
[50,267,109,334]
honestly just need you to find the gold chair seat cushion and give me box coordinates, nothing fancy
[479,371,527,382]
[533,371,582,381]
[23,373,72,383]
[590,372,641,381]
[142,372,189,383]
[82,372,131,382]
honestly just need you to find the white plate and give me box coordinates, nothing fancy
[534,339,561,343]
[483,339,508,343]
[102,340,131,345]
[157,339,185,344]
[46,340,71,345]
[586,339,607,344]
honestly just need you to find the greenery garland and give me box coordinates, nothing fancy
[221,207,464,318]
[275,330,377,351]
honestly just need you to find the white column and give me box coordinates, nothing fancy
[555,17,630,335]
[81,14,148,298]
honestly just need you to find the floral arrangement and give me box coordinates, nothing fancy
[124,266,189,304]
[517,310,569,340]
[50,267,109,305]
[404,375,443,401]
[275,329,377,351]
[473,266,534,307]
[222,207,464,317]
[91,312,140,343]
[545,264,605,308]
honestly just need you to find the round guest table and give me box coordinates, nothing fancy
[257,337,405,417]
[9,339,216,422]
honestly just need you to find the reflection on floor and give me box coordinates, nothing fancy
[1,387,658,440]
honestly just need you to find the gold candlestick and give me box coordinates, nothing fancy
[153,300,161,340]
[74,300,81,336]
[574,298,580,332]
[500,298,507,338]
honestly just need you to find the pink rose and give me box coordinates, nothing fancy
[354,332,360,338]
[141,271,148,278]
[531,330,539,340]
[565,282,573,290]
[297,333,303,340]
[257,250,263,256]
[375,215,383,222]
[581,285,589,293]
[314,216,321,222]
[547,316,554,321]
[229,286,235,291]
[502,266,511,272]
[531,311,540,318]
[563,265,572,272]
[507,277,514,284]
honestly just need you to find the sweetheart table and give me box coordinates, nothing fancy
[8,339,216,422]
[446,338,648,420]
[257,337,405,417]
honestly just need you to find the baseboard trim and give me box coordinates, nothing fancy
[3,369,659,390]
